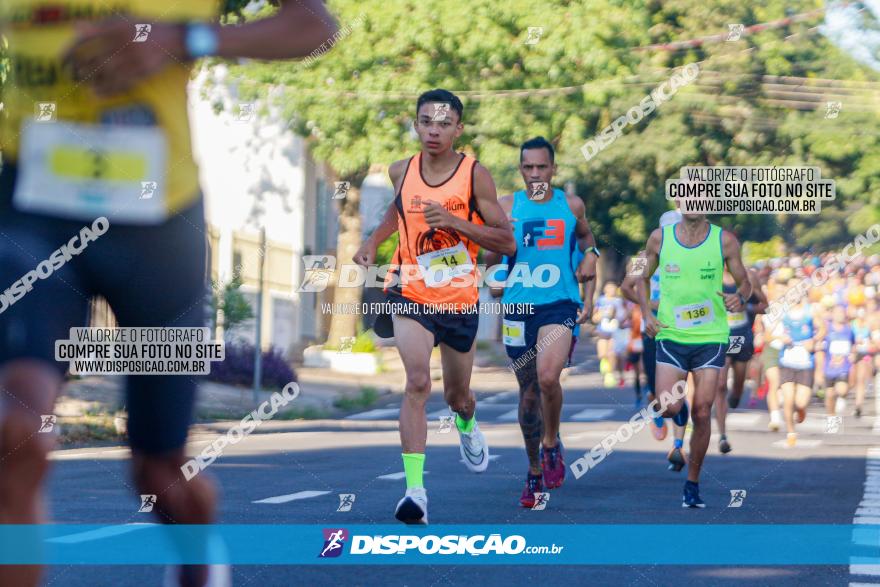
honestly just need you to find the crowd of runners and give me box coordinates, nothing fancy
[353,88,880,516]
[355,90,880,523]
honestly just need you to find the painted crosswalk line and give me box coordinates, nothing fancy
[253,490,331,504]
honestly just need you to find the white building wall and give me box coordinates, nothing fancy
[188,67,329,354]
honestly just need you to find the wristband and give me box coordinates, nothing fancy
[584,246,600,257]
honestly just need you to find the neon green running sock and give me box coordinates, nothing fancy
[455,412,475,434]
[401,453,425,489]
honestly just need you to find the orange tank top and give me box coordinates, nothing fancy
[384,152,484,310]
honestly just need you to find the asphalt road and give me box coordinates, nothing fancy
[40,361,880,587]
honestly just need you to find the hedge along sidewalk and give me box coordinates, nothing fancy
[53,374,359,437]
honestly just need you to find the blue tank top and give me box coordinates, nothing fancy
[825,322,854,375]
[853,320,872,354]
[500,188,581,306]
[779,307,814,370]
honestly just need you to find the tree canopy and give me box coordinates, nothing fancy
[225,0,878,258]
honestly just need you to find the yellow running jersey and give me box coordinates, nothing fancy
[0,0,218,217]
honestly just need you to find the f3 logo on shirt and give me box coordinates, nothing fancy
[521,219,564,249]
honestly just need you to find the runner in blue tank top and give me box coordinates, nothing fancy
[486,137,598,508]
[777,281,820,447]
[823,305,855,417]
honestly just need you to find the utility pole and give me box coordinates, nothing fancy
[253,227,266,405]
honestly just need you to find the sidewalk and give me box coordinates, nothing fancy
[52,333,604,445]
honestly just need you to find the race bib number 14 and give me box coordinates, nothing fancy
[416,242,472,287]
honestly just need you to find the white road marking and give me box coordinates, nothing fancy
[851,564,880,576]
[566,431,618,440]
[377,471,429,481]
[252,490,330,504]
[459,455,500,464]
[851,447,880,584]
[772,438,822,448]
[725,413,762,427]
[570,409,616,422]
[483,391,516,404]
[497,409,519,422]
[50,447,130,461]
[47,523,157,544]
[345,408,400,420]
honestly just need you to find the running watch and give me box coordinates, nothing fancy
[184,23,219,60]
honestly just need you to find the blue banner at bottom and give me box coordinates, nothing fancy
[0,525,877,565]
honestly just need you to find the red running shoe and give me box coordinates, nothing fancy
[541,442,566,489]
[756,380,769,400]
[520,473,544,508]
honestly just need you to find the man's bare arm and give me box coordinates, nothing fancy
[353,159,404,266]
[366,160,406,247]
[63,0,339,97]
[640,230,662,318]
[620,252,644,305]
[721,231,752,311]
[450,164,516,256]
[217,0,340,60]
[747,269,769,314]
[483,195,514,268]
[568,196,597,252]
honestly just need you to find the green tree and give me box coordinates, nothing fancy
[223,0,879,326]
[212,276,254,337]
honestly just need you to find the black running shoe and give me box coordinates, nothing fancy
[667,447,686,472]
[682,480,705,508]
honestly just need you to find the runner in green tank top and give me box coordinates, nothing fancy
[637,212,752,508]
[655,222,729,345]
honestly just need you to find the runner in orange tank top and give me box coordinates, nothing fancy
[353,89,515,524]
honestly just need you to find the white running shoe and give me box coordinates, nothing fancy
[457,420,489,473]
[835,397,847,414]
[395,487,428,525]
[769,410,782,431]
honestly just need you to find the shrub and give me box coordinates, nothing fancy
[352,330,377,353]
[208,342,296,390]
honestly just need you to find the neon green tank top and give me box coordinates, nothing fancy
[656,222,730,344]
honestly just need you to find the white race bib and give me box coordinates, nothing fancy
[502,319,526,347]
[631,338,644,353]
[727,311,747,329]
[674,300,715,329]
[599,318,619,333]
[13,121,168,225]
[416,241,472,287]
[829,339,852,356]
[781,345,811,369]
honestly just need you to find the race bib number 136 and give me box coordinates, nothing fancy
[674,300,714,329]
[13,121,168,225]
